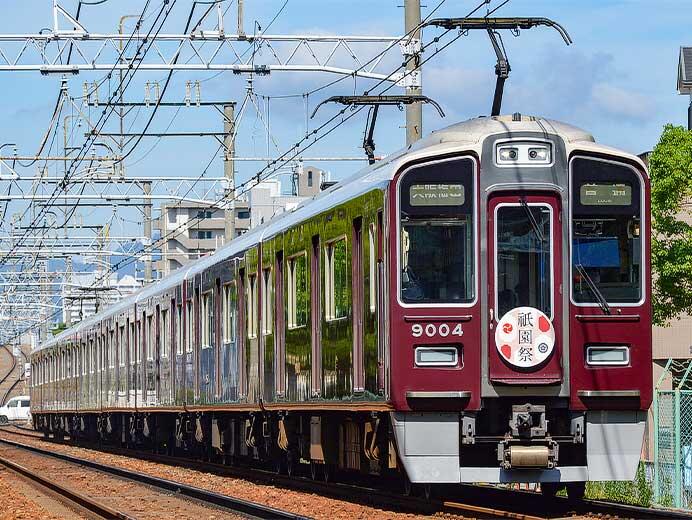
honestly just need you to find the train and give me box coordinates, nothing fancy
[29,114,652,499]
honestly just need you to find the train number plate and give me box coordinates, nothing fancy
[411,323,463,338]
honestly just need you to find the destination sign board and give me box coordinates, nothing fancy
[409,183,465,206]
[580,183,632,206]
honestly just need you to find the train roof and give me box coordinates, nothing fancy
[34,115,642,354]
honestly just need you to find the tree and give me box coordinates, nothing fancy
[649,124,692,325]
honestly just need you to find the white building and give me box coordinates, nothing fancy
[155,166,325,277]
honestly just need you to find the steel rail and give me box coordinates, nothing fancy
[5,425,689,520]
[0,452,134,519]
[0,436,309,520]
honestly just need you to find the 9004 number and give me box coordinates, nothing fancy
[411,323,463,338]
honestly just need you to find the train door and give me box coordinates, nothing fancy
[487,193,563,384]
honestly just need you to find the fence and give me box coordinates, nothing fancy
[654,359,692,509]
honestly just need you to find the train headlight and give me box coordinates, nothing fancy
[496,142,553,166]
[498,147,519,162]
[586,345,630,366]
[415,346,459,367]
[528,147,550,162]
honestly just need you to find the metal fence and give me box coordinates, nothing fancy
[654,359,692,509]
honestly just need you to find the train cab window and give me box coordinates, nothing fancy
[247,275,258,339]
[287,253,308,329]
[202,292,213,348]
[161,309,169,359]
[325,238,348,320]
[571,158,642,304]
[222,283,237,342]
[495,203,553,318]
[399,158,475,304]
[262,269,273,335]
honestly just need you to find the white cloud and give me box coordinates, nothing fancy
[590,83,654,122]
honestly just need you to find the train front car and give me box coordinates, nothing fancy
[388,115,652,497]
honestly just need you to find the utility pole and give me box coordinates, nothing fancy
[64,255,72,327]
[224,104,236,243]
[404,0,423,145]
[143,181,152,283]
[237,0,245,38]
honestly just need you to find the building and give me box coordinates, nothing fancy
[154,201,251,277]
[62,272,142,325]
[678,47,692,130]
[154,166,324,277]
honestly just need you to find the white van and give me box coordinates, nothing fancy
[0,395,30,422]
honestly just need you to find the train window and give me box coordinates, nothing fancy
[287,253,308,329]
[119,325,126,367]
[399,158,475,304]
[161,309,169,359]
[223,283,237,342]
[368,224,376,313]
[186,300,194,353]
[129,323,136,365]
[147,315,154,360]
[247,275,258,339]
[176,304,183,355]
[262,269,273,335]
[202,292,213,348]
[109,331,115,369]
[495,204,553,318]
[325,238,348,321]
[571,158,642,304]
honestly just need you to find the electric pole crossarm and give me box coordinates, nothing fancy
[0,33,404,81]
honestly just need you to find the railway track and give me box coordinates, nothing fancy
[0,432,307,520]
[2,424,690,519]
[0,451,135,519]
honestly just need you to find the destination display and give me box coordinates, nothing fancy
[409,183,465,206]
[580,183,632,206]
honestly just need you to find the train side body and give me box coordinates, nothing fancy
[29,115,652,487]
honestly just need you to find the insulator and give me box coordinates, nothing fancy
[154,82,160,104]
[185,80,191,106]
[195,80,201,106]
[144,81,151,106]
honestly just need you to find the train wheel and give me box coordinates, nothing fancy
[566,482,586,501]
[286,452,296,477]
[422,484,432,500]
[273,456,284,475]
[540,482,562,497]
[402,476,413,496]
[322,463,333,483]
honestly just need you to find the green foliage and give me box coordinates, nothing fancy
[585,463,653,507]
[649,125,692,326]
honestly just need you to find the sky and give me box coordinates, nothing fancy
[0,0,689,277]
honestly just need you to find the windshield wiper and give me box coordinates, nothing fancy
[575,263,611,315]
[520,198,545,242]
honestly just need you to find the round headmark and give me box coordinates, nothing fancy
[495,306,555,369]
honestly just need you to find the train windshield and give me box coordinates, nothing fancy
[571,158,642,304]
[495,203,552,318]
[399,158,474,304]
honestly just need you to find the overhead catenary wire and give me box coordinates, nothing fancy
[4,0,508,347]
[0,0,173,271]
